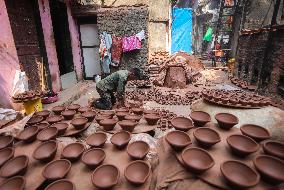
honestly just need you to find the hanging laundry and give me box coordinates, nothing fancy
[99,32,112,74]
[111,36,123,67]
[135,30,145,41]
[122,35,142,52]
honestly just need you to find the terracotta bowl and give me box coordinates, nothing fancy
[82,111,97,122]
[0,135,14,149]
[170,117,194,132]
[144,114,160,126]
[116,107,129,113]
[37,127,58,141]
[115,111,129,121]
[42,159,71,181]
[33,140,58,162]
[181,147,214,173]
[0,176,26,190]
[127,141,150,160]
[27,115,44,125]
[61,142,85,162]
[190,111,211,127]
[165,130,191,151]
[262,141,284,160]
[240,124,271,142]
[86,132,107,148]
[81,148,106,169]
[118,120,138,132]
[61,110,76,120]
[125,114,142,122]
[110,131,131,149]
[34,122,50,130]
[221,160,260,189]
[253,155,284,184]
[143,110,157,115]
[78,106,92,113]
[17,126,39,143]
[35,110,51,120]
[193,128,221,148]
[124,160,150,186]
[132,107,144,115]
[67,104,81,112]
[95,115,112,124]
[100,118,117,131]
[91,164,120,189]
[227,135,259,157]
[99,110,115,117]
[71,117,88,130]
[46,115,64,125]
[0,147,14,167]
[215,113,239,129]
[45,179,75,190]
[52,106,66,115]
[0,155,29,178]
[51,122,68,136]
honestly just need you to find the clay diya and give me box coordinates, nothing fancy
[181,147,214,173]
[127,141,150,160]
[118,120,138,132]
[61,142,85,162]
[82,111,97,122]
[86,132,107,148]
[125,114,142,122]
[253,155,284,184]
[34,122,50,130]
[240,124,271,142]
[81,148,106,169]
[45,179,75,190]
[100,118,117,131]
[115,111,128,121]
[46,115,64,125]
[116,107,129,112]
[0,155,29,178]
[35,110,50,120]
[110,131,131,149]
[144,114,160,125]
[91,164,120,189]
[67,104,81,112]
[0,176,26,190]
[221,160,260,189]
[27,115,44,125]
[165,130,191,151]
[143,109,156,115]
[42,159,71,181]
[51,122,68,136]
[37,127,58,141]
[193,127,221,148]
[132,107,144,115]
[0,147,14,167]
[215,113,238,129]
[190,111,211,127]
[262,141,284,159]
[95,114,111,124]
[0,135,14,149]
[227,135,259,157]
[99,110,115,117]
[17,126,39,143]
[70,117,88,130]
[124,160,150,186]
[78,106,92,113]
[170,117,194,132]
[33,140,58,162]
[61,110,76,120]
[52,106,65,115]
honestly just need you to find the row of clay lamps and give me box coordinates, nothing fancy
[230,77,257,91]
[166,111,284,188]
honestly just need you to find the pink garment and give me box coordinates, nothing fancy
[122,36,142,52]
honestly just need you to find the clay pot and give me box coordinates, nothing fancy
[240,124,270,142]
[0,147,14,167]
[46,115,64,125]
[0,155,29,178]
[33,140,57,162]
[42,159,71,181]
[125,114,142,122]
[144,114,160,125]
[95,115,111,124]
[27,116,44,125]
[35,110,51,120]
[0,135,14,149]
[170,117,194,132]
[181,147,214,173]
[100,110,115,117]
[193,128,221,148]
[118,120,138,132]
[143,110,156,115]
[61,110,76,120]
[227,135,259,157]
[67,104,81,112]
[45,179,75,190]
[124,160,150,186]
[165,131,191,151]
[78,106,92,113]
[86,132,107,148]
[190,111,211,127]
[100,118,117,131]
[215,113,239,129]
[71,117,88,130]
[132,107,144,115]
[115,111,128,121]
[262,141,284,160]
[37,127,58,141]
[51,122,68,136]
[61,142,85,162]
[52,106,65,115]
[0,176,26,190]
[127,141,150,160]
[81,148,106,169]
[110,131,131,149]
[34,122,50,130]
[221,160,260,189]
[82,111,97,122]
[91,164,120,189]
[253,155,284,184]
[17,126,39,143]
[116,107,129,112]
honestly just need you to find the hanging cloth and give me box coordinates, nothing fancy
[111,36,123,67]
[99,32,112,74]
[203,27,213,42]
[122,36,142,52]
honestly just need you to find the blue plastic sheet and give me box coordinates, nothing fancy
[171,8,192,54]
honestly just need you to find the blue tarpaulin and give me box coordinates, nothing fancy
[171,8,192,54]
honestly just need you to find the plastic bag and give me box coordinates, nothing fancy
[12,70,29,96]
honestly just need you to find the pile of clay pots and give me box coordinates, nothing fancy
[230,77,257,91]
[127,80,151,88]
[12,90,41,102]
